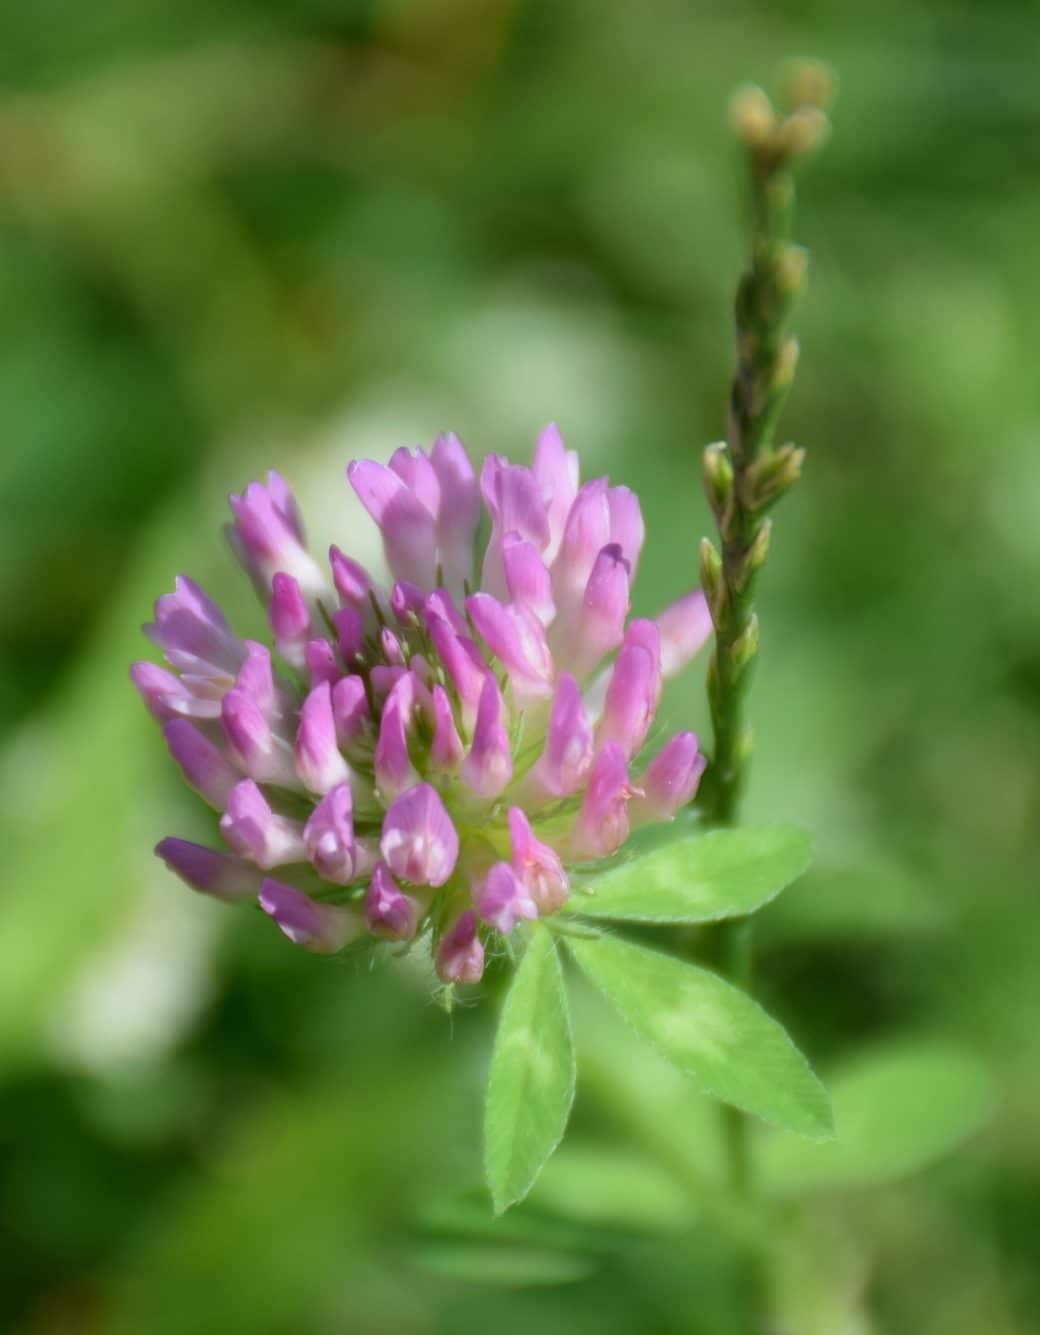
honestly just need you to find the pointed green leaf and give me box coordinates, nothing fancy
[484,927,576,1214]
[568,934,832,1139]
[565,825,812,924]
[757,1038,997,1194]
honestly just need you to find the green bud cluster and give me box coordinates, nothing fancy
[701,64,833,825]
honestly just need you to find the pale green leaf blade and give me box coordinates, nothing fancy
[565,825,812,924]
[757,1037,997,1194]
[568,934,832,1139]
[484,926,576,1214]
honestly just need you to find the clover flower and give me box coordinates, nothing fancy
[134,426,711,985]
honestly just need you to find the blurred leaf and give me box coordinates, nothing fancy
[528,1142,693,1233]
[757,1037,997,1194]
[566,825,812,924]
[485,927,575,1214]
[755,860,947,949]
[413,1241,596,1287]
[567,935,833,1139]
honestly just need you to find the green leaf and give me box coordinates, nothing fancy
[484,926,576,1214]
[567,934,832,1139]
[756,1037,997,1194]
[565,825,812,924]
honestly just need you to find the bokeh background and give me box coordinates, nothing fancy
[1,0,1038,1331]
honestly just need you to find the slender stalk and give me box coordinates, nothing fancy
[698,66,834,1303]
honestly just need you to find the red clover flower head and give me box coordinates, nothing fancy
[136,426,711,985]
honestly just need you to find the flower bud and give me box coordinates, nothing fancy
[295,682,352,794]
[329,545,376,611]
[304,638,339,687]
[374,673,420,799]
[475,861,537,934]
[155,837,260,902]
[268,573,311,669]
[304,782,372,884]
[570,742,636,860]
[347,459,438,590]
[331,675,370,750]
[656,589,713,679]
[466,593,554,705]
[534,672,593,797]
[228,473,326,598]
[632,732,706,823]
[144,576,246,682]
[366,862,421,940]
[431,432,480,591]
[461,676,513,799]
[164,719,240,808]
[380,783,459,887]
[501,533,555,626]
[220,780,307,868]
[730,84,776,149]
[598,619,662,758]
[435,910,485,984]
[558,543,630,680]
[508,808,569,914]
[259,879,364,954]
[429,684,464,772]
[132,661,220,722]
[532,422,579,562]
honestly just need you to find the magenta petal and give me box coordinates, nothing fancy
[424,593,489,725]
[508,808,569,914]
[475,861,538,934]
[305,638,339,687]
[331,675,370,749]
[502,533,556,626]
[222,687,299,789]
[607,485,645,580]
[559,543,630,679]
[164,718,239,809]
[532,422,579,562]
[366,862,421,940]
[295,682,352,794]
[657,589,713,678]
[228,476,326,597]
[598,619,662,758]
[333,607,364,664]
[259,879,363,954]
[570,742,635,860]
[552,479,611,618]
[304,782,366,884]
[329,545,376,611]
[429,684,464,771]
[466,593,553,699]
[347,459,438,589]
[380,783,459,887]
[144,575,245,680]
[634,732,706,822]
[155,837,260,902]
[220,779,306,868]
[461,676,513,799]
[269,573,311,668]
[431,432,479,589]
[374,674,420,799]
[131,661,220,722]
[536,672,593,797]
[435,909,485,984]
[389,445,441,515]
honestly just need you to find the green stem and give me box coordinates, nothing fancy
[696,74,831,1328]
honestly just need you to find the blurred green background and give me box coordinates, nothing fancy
[1,0,1038,1331]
